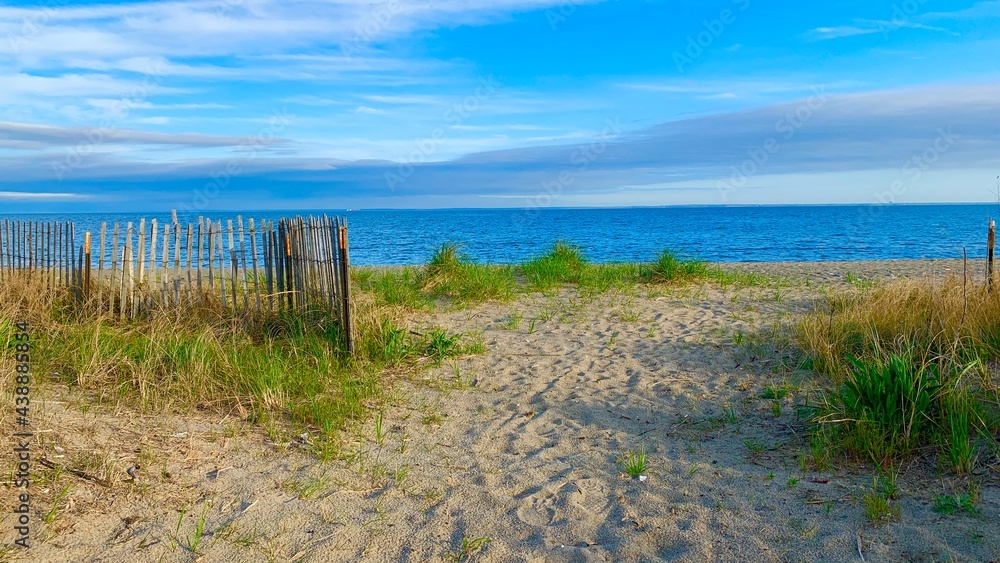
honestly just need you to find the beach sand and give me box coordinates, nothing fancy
[6,260,998,562]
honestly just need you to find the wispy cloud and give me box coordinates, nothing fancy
[805,19,957,41]
[0,121,293,149]
[361,94,444,105]
[354,105,385,115]
[0,191,89,200]
[282,95,346,107]
[924,1,1000,20]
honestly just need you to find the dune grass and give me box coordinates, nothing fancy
[0,273,477,455]
[1,241,775,455]
[797,277,1000,472]
[356,241,777,310]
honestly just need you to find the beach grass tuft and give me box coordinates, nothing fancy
[0,272,479,453]
[619,447,649,478]
[797,277,1000,472]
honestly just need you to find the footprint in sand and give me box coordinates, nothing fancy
[515,489,557,526]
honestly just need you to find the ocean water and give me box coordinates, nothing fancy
[2,204,996,266]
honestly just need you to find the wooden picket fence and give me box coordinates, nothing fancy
[0,213,355,352]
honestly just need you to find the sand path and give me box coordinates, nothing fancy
[8,261,999,562]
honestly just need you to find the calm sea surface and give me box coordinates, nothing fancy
[3,205,996,266]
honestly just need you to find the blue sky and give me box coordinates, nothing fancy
[0,0,998,211]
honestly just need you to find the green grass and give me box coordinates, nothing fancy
[421,243,517,304]
[797,277,999,472]
[641,250,708,282]
[619,447,649,478]
[353,241,783,311]
[521,241,587,291]
[444,534,492,562]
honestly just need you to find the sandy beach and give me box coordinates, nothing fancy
[5,260,998,562]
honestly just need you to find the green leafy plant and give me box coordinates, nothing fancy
[444,534,492,562]
[932,485,980,515]
[426,329,462,364]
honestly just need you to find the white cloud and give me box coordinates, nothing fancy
[361,94,444,105]
[805,19,958,41]
[0,191,89,200]
[282,95,346,106]
[354,105,385,115]
[806,25,880,40]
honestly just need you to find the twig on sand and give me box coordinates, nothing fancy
[503,353,564,357]
[39,457,112,487]
[856,532,866,562]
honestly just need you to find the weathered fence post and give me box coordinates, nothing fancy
[84,231,92,302]
[338,221,354,354]
[989,219,995,291]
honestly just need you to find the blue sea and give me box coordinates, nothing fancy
[2,205,997,266]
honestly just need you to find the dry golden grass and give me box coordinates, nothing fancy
[798,276,1000,381]
[0,271,465,454]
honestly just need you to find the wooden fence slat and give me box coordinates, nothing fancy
[207,221,215,298]
[149,219,158,309]
[125,222,134,318]
[339,221,353,353]
[238,216,250,310]
[217,222,228,310]
[0,220,5,279]
[97,223,106,306]
[136,219,146,316]
[173,219,181,305]
[249,218,261,312]
[110,223,119,314]
[84,231,92,301]
[185,223,194,305]
[137,219,146,286]
[196,218,204,298]
[264,221,274,312]
[162,224,170,305]
[276,221,286,310]
[2,220,7,276]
